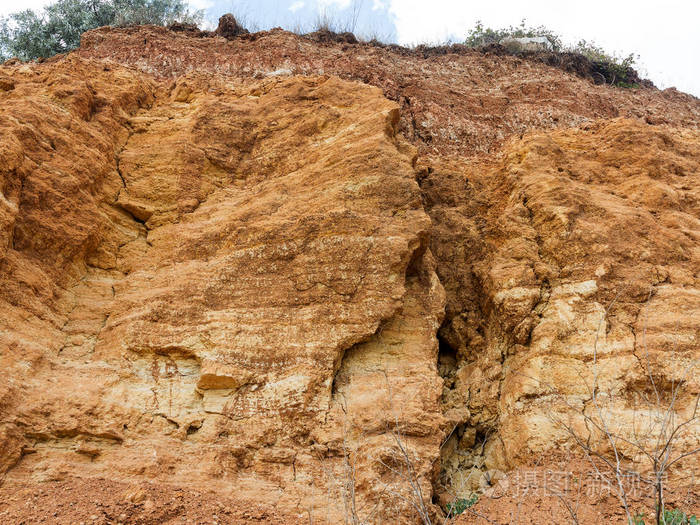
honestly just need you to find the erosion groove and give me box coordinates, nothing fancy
[0,24,699,524]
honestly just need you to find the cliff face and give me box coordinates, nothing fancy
[0,25,699,524]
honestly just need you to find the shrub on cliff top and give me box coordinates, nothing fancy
[464,20,641,87]
[571,38,640,86]
[465,19,563,50]
[0,0,202,61]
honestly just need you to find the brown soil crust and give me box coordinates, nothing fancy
[0,477,287,524]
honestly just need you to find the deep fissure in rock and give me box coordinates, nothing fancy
[435,329,496,503]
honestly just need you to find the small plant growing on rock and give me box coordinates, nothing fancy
[661,508,699,525]
[445,493,478,516]
[633,508,699,525]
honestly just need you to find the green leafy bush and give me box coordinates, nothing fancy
[446,493,478,516]
[0,0,202,61]
[662,508,699,525]
[570,39,640,86]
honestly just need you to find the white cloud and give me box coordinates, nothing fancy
[317,0,352,8]
[386,0,700,96]
[372,0,386,10]
[189,0,214,9]
[0,0,52,16]
[289,1,305,12]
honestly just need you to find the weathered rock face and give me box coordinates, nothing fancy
[0,57,445,522]
[1,25,699,524]
[426,120,700,496]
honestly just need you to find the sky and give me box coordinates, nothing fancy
[1,0,698,96]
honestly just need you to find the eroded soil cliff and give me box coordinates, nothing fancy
[0,25,699,524]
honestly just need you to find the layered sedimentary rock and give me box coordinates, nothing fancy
[1,24,699,524]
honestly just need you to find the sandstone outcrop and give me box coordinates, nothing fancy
[0,56,447,522]
[1,23,699,524]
